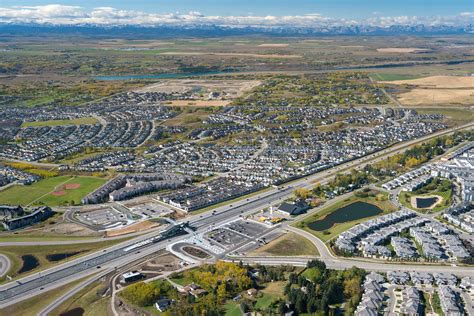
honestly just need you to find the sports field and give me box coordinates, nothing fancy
[21,117,98,128]
[0,175,106,206]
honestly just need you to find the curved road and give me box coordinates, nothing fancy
[0,122,472,308]
[0,254,11,278]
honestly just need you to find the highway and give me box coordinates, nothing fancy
[0,122,472,308]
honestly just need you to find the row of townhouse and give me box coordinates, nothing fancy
[82,173,190,204]
[382,165,431,191]
[355,272,386,316]
[443,203,474,233]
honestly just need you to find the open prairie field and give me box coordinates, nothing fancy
[381,75,474,88]
[376,47,431,53]
[380,75,474,106]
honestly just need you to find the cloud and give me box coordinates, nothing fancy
[0,5,472,27]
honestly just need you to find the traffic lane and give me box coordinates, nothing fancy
[236,257,474,277]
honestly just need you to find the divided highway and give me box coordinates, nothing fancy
[0,122,472,308]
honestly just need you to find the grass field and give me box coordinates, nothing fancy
[372,73,419,81]
[51,279,109,316]
[21,117,98,128]
[399,189,452,213]
[0,238,127,282]
[254,281,285,311]
[414,108,474,125]
[295,192,396,242]
[0,175,107,206]
[224,301,242,316]
[250,232,318,256]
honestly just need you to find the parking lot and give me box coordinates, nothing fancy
[130,202,173,219]
[74,206,130,230]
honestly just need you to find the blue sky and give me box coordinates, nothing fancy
[1,0,472,18]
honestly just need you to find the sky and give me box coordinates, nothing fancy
[0,1,472,27]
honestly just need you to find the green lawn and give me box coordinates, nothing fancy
[254,293,278,310]
[398,183,452,213]
[169,275,193,287]
[414,108,473,125]
[21,117,99,128]
[295,191,396,242]
[372,73,420,81]
[224,301,242,316]
[0,175,107,206]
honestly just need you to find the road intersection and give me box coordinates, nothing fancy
[0,122,472,309]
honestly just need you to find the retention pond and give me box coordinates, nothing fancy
[308,201,383,232]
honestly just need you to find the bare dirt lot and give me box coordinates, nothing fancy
[257,43,289,47]
[135,79,261,106]
[376,47,431,53]
[381,75,474,88]
[381,75,474,106]
[164,100,230,106]
[106,220,160,237]
[395,89,474,106]
[158,52,301,58]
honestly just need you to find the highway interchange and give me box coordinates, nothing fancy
[0,121,473,309]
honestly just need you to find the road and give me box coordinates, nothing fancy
[0,122,472,308]
[0,255,11,278]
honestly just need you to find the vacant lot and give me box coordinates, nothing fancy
[381,75,474,106]
[159,51,301,58]
[0,175,106,206]
[381,75,473,88]
[250,232,318,256]
[396,89,473,106]
[376,48,430,53]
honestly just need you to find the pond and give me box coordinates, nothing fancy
[415,196,439,209]
[46,251,83,262]
[18,255,39,274]
[307,201,384,232]
[60,308,84,316]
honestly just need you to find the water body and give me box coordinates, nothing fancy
[415,197,439,209]
[93,70,231,81]
[60,307,84,316]
[18,255,39,274]
[46,251,83,262]
[308,201,383,232]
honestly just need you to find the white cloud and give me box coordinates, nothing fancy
[0,5,472,27]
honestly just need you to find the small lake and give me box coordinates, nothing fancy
[93,70,231,81]
[18,255,39,274]
[308,201,383,232]
[415,197,439,209]
[46,251,83,262]
[60,307,84,316]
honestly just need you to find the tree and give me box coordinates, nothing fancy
[217,283,227,302]
[294,188,311,200]
[120,282,160,307]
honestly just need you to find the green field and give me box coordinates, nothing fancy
[372,73,420,81]
[414,108,474,125]
[399,189,452,213]
[0,175,107,206]
[224,301,242,316]
[21,117,99,128]
[295,191,396,242]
